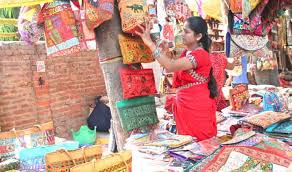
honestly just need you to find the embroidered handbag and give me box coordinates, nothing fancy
[255,51,277,71]
[229,84,249,110]
[229,34,268,59]
[19,141,79,172]
[242,0,261,18]
[18,5,43,45]
[0,122,55,161]
[84,0,114,31]
[232,14,262,35]
[70,151,132,172]
[230,0,242,13]
[116,96,159,131]
[164,0,191,22]
[118,0,147,34]
[258,90,282,112]
[45,145,102,172]
[73,2,97,50]
[120,67,157,99]
[118,34,154,64]
[38,1,81,57]
[0,0,53,8]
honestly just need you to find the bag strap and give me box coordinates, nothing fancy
[82,147,87,162]
[115,153,129,171]
[59,149,77,166]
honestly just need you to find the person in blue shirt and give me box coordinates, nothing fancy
[232,55,248,87]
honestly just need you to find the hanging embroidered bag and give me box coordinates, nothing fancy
[116,96,159,131]
[118,34,154,64]
[242,0,261,18]
[38,1,81,57]
[84,0,114,31]
[73,1,97,50]
[164,0,191,22]
[120,67,157,99]
[18,5,43,45]
[255,48,277,71]
[230,0,242,13]
[118,0,147,35]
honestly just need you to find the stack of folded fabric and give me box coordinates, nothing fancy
[264,119,292,144]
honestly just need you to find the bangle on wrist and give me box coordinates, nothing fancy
[152,47,161,59]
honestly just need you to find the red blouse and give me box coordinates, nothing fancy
[173,48,211,88]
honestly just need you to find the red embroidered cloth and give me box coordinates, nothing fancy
[210,52,228,111]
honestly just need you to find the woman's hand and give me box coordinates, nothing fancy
[135,18,155,50]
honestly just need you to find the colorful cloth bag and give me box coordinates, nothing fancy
[18,5,43,45]
[257,90,282,112]
[255,49,277,71]
[70,151,132,172]
[0,122,55,161]
[116,96,159,131]
[45,145,102,172]
[19,141,79,172]
[229,34,268,59]
[73,4,97,50]
[229,84,249,110]
[118,34,154,64]
[242,0,261,18]
[120,67,157,99]
[230,0,242,13]
[118,0,147,34]
[164,0,191,22]
[84,0,114,31]
[38,0,81,57]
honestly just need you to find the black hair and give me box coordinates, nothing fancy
[208,68,218,98]
[187,16,218,99]
[186,16,212,52]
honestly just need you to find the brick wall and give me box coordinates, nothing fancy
[0,42,106,138]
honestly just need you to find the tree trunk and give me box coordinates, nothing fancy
[95,2,129,151]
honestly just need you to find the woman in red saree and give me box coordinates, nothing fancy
[136,16,218,141]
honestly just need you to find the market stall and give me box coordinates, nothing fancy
[0,0,291,171]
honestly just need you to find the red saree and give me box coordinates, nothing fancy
[173,48,217,141]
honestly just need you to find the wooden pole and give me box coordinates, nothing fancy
[95,2,129,151]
